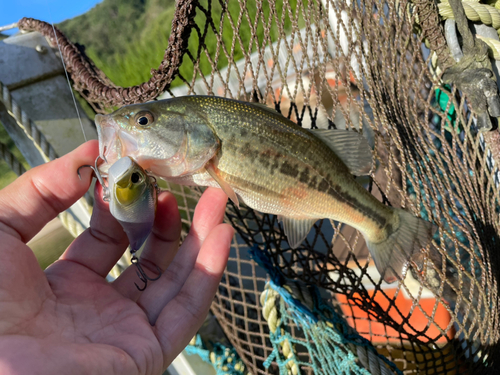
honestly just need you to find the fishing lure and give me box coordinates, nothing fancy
[79,155,161,291]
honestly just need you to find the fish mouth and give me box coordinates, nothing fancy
[95,114,139,172]
[95,114,119,166]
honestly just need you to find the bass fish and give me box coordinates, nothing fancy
[106,156,158,253]
[95,96,434,283]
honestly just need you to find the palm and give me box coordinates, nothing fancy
[0,141,233,375]
[0,250,158,374]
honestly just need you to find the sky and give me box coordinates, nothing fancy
[0,0,103,34]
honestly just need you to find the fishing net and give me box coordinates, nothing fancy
[16,0,500,373]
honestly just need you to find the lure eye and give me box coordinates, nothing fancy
[131,172,142,184]
[135,111,154,127]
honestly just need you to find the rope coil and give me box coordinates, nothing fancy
[0,79,90,239]
[17,0,198,112]
[439,1,500,30]
[477,34,500,59]
[260,284,300,375]
[58,210,87,238]
[0,142,26,176]
[0,81,57,162]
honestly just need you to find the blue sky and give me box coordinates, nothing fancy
[0,0,103,33]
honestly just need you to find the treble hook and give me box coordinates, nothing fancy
[131,255,162,291]
[77,155,109,200]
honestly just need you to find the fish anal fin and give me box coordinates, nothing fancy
[278,215,317,249]
[205,163,240,209]
[310,128,373,176]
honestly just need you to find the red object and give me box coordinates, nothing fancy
[337,288,454,344]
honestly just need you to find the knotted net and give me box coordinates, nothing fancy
[18,0,500,373]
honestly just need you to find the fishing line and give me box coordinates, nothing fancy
[45,4,88,142]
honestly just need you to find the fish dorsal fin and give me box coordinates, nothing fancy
[309,129,373,176]
[278,215,317,249]
[251,102,282,116]
[205,163,240,209]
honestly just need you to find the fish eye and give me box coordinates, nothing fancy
[135,111,154,127]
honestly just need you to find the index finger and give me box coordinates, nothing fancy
[0,140,99,242]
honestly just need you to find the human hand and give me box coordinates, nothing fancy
[0,140,234,375]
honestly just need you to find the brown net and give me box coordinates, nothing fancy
[18,0,500,373]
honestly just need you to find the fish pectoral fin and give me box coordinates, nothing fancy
[278,216,317,249]
[309,129,373,176]
[205,163,240,209]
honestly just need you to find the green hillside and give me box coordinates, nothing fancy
[59,0,177,87]
[58,0,299,88]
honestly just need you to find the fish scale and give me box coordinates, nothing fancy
[95,95,435,283]
[198,97,391,228]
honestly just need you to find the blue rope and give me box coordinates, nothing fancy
[250,245,403,375]
[185,334,247,375]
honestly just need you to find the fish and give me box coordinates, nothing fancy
[106,156,158,253]
[95,95,435,283]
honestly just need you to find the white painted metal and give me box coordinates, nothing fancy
[167,350,217,375]
[0,31,97,238]
[0,32,97,154]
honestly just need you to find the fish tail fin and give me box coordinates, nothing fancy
[365,208,435,283]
